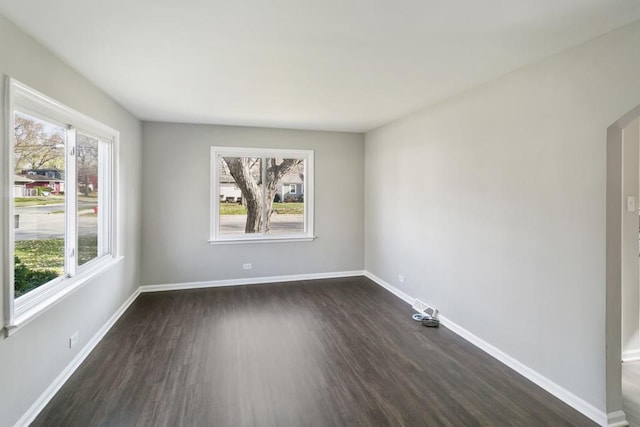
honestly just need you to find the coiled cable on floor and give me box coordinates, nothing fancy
[411,312,440,328]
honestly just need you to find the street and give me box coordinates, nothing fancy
[220,214,304,234]
[15,203,97,241]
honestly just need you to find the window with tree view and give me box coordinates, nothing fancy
[210,147,314,242]
[6,79,117,330]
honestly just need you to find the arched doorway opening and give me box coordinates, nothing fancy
[606,104,640,427]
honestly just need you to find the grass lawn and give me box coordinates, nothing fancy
[220,204,248,215]
[15,236,99,276]
[15,195,98,207]
[219,202,304,215]
[78,236,99,265]
[14,196,65,207]
[15,239,65,273]
[273,202,304,215]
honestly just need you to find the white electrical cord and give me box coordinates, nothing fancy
[412,311,440,327]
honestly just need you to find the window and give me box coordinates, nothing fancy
[4,78,118,334]
[210,147,314,243]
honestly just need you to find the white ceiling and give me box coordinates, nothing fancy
[1,1,640,132]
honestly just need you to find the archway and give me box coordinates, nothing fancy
[606,104,640,427]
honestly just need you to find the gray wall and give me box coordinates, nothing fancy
[0,14,142,426]
[364,21,640,412]
[622,117,640,360]
[141,123,364,285]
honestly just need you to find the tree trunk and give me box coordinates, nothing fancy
[82,174,89,196]
[244,197,262,233]
[224,157,303,234]
[264,158,301,233]
[224,157,263,233]
[264,189,276,232]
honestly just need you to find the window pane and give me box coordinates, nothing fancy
[77,133,100,266]
[13,111,66,297]
[219,157,262,235]
[266,158,304,234]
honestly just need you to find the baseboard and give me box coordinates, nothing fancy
[607,410,629,427]
[16,271,617,426]
[622,349,640,362]
[139,270,365,293]
[363,271,609,427]
[14,287,141,427]
[16,270,363,425]
[622,401,640,427]
[440,314,608,425]
[363,271,414,305]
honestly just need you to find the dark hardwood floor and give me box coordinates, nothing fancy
[33,276,596,426]
[623,360,640,427]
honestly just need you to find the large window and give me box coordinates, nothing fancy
[4,78,118,334]
[210,147,314,243]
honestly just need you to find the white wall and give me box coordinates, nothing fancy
[0,14,142,426]
[365,20,640,413]
[141,122,363,285]
[622,117,640,361]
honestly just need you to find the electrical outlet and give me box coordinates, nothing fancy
[69,332,79,349]
[243,263,252,270]
[398,274,404,283]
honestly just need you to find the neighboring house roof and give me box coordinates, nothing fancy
[220,174,236,184]
[280,170,304,184]
[25,174,64,183]
[14,175,33,184]
[28,168,64,179]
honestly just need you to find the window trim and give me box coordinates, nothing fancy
[209,146,315,244]
[3,77,121,336]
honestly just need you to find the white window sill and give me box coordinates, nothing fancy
[5,256,124,337]
[208,236,317,245]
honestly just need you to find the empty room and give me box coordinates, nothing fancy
[2,1,640,426]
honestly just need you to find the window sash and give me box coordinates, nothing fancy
[210,147,314,243]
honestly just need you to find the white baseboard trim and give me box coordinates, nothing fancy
[607,410,629,427]
[441,314,608,426]
[16,271,363,425]
[16,271,619,426]
[139,270,365,293]
[363,271,414,305]
[363,271,609,427]
[622,349,640,363]
[14,287,141,427]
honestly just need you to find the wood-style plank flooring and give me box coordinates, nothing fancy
[623,360,640,427]
[33,277,596,426]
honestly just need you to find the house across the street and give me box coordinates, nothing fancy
[13,174,33,197]
[20,169,66,194]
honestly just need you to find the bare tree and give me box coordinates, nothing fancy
[14,114,65,173]
[76,134,99,196]
[224,157,302,233]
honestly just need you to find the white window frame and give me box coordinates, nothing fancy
[3,78,120,335]
[289,184,296,194]
[210,147,315,244]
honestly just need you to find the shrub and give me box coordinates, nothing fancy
[14,256,58,297]
[284,194,303,203]
[36,186,51,196]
